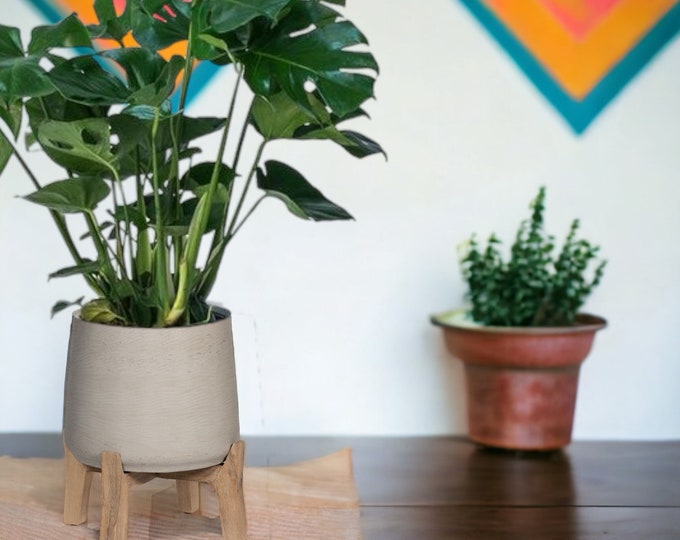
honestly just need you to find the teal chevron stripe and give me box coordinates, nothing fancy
[25,0,65,22]
[458,0,680,134]
[171,61,222,111]
[581,3,680,131]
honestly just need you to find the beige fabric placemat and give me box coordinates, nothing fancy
[0,449,361,539]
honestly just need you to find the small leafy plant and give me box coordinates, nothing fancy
[458,187,606,327]
[0,0,382,327]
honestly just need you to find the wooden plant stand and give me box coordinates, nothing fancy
[63,440,248,540]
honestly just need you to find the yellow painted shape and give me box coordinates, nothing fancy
[485,0,677,98]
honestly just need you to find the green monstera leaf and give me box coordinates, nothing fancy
[251,91,384,158]
[28,14,94,55]
[0,24,24,60]
[37,119,116,175]
[90,0,132,42]
[103,48,185,106]
[240,2,378,118]
[200,0,292,33]
[47,56,130,106]
[24,176,111,214]
[256,160,352,221]
[128,0,191,51]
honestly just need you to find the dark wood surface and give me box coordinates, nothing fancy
[2,434,680,539]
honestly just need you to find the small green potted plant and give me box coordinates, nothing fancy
[432,187,606,450]
[0,0,382,527]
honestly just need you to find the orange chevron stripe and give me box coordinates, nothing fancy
[55,0,96,22]
[53,0,187,59]
[484,0,677,98]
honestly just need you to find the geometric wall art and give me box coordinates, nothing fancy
[458,0,680,133]
[25,0,680,132]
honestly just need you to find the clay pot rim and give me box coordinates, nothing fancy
[430,308,607,335]
[70,305,231,330]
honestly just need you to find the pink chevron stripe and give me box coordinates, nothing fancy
[539,0,621,39]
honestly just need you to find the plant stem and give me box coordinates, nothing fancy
[134,153,152,280]
[177,25,195,116]
[226,140,266,240]
[230,194,266,239]
[0,125,103,295]
[84,211,118,286]
[230,98,254,175]
[202,97,254,277]
[198,141,266,298]
[114,172,135,280]
[109,179,125,276]
[150,107,172,323]
[163,70,244,326]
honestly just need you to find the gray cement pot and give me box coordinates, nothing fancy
[63,309,240,472]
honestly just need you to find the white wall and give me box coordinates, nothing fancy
[1,0,679,439]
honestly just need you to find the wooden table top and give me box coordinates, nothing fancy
[2,434,680,539]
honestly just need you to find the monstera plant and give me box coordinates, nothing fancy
[0,2,382,531]
[0,0,382,327]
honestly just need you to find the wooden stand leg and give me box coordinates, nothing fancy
[100,452,128,540]
[64,442,247,540]
[211,441,247,540]
[176,480,201,513]
[64,445,94,525]
[159,440,248,540]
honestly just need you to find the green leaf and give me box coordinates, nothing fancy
[181,162,235,192]
[241,11,378,117]
[120,102,172,120]
[90,0,132,42]
[0,126,15,176]
[108,111,223,178]
[0,24,24,60]
[178,196,226,233]
[197,33,229,54]
[298,127,385,158]
[103,48,168,92]
[51,296,84,318]
[201,0,292,33]
[111,111,223,151]
[37,119,116,175]
[47,55,130,106]
[0,59,54,99]
[256,160,352,221]
[128,56,184,107]
[129,0,191,51]
[251,91,314,139]
[271,0,341,34]
[6,98,26,133]
[103,49,184,106]
[25,94,109,131]
[176,116,226,146]
[94,0,117,22]
[28,14,93,55]
[24,176,110,213]
[80,298,120,323]
[251,91,384,157]
[48,259,101,279]
[0,98,22,137]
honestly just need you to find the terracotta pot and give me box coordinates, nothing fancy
[432,310,606,451]
[63,310,240,472]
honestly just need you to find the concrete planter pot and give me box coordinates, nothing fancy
[432,309,606,451]
[63,310,240,472]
